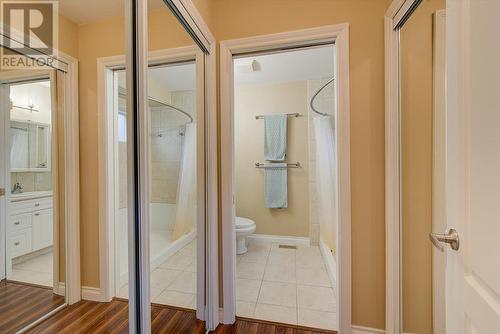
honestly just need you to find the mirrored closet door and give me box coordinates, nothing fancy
[0,47,73,333]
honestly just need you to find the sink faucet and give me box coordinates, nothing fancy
[12,182,23,194]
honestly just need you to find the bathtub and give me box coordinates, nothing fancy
[116,203,196,288]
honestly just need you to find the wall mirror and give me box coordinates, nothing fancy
[0,44,79,333]
[10,120,51,171]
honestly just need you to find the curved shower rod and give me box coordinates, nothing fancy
[310,77,335,117]
[118,88,194,123]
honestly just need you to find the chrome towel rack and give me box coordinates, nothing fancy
[255,162,301,169]
[255,113,301,120]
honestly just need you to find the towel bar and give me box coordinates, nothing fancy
[255,113,300,120]
[255,162,301,168]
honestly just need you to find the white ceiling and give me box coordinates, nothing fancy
[234,45,335,86]
[117,62,196,93]
[59,0,165,25]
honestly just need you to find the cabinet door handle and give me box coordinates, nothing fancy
[34,213,40,216]
[14,242,20,246]
[14,221,20,225]
[35,203,40,207]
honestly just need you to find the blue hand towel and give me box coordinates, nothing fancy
[264,114,287,161]
[264,163,288,209]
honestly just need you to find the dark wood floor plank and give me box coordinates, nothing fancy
[22,297,336,334]
[0,281,64,334]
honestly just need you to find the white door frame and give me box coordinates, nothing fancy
[0,51,81,305]
[120,0,218,331]
[384,1,430,333]
[219,24,352,332]
[97,46,207,314]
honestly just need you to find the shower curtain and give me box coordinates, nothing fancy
[173,123,196,240]
[313,116,337,253]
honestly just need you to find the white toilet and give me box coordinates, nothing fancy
[235,216,256,255]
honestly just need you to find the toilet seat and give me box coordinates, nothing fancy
[235,216,255,229]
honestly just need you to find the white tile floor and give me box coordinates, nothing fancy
[118,239,197,309]
[10,252,53,287]
[236,238,338,330]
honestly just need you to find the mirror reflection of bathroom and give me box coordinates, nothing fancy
[0,69,66,332]
[234,44,338,330]
[7,79,56,285]
[113,61,198,309]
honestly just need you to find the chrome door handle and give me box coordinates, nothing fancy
[429,228,460,251]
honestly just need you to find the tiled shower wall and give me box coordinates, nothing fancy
[307,78,335,245]
[118,90,195,209]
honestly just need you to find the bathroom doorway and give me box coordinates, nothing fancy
[220,26,351,332]
[98,46,205,315]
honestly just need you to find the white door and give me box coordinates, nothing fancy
[444,0,500,333]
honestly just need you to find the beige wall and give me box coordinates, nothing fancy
[400,0,445,333]
[212,0,387,329]
[235,81,310,237]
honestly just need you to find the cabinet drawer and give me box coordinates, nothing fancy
[9,213,32,231]
[10,229,33,258]
[9,197,53,215]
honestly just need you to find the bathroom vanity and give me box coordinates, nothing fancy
[9,192,53,258]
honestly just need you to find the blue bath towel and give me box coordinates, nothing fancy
[264,114,287,161]
[264,163,288,209]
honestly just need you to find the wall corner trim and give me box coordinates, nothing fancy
[81,286,107,302]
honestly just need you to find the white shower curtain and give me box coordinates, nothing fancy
[173,123,197,240]
[313,116,337,253]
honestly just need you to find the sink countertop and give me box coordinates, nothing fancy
[10,191,53,202]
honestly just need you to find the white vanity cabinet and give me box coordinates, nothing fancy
[9,196,53,258]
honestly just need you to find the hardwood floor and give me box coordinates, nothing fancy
[0,280,65,334]
[23,298,336,334]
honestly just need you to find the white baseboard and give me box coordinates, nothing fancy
[319,238,337,289]
[82,286,107,302]
[247,234,310,246]
[54,282,65,296]
[351,325,386,334]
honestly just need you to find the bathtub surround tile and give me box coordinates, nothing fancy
[298,308,337,330]
[236,278,261,303]
[258,281,296,306]
[236,301,256,318]
[254,303,297,324]
[297,285,336,312]
[237,261,266,280]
